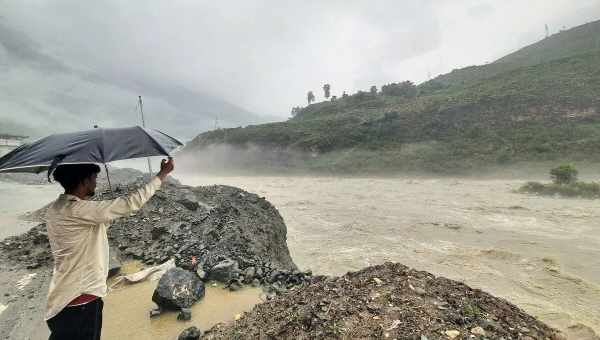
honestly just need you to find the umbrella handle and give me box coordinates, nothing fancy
[104,163,112,191]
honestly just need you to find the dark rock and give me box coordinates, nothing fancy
[208,259,239,282]
[228,281,242,291]
[244,267,256,281]
[178,326,202,340]
[178,308,192,321]
[151,225,168,240]
[178,198,200,211]
[152,268,205,310]
[269,270,282,283]
[196,268,207,280]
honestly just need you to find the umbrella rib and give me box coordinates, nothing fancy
[138,126,170,156]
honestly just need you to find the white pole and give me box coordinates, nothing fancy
[138,96,153,176]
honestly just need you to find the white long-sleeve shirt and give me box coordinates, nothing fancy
[44,177,162,320]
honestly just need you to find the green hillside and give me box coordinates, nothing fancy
[182,21,600,174]
[421,19,600,90]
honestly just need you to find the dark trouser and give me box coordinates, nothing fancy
[47,298,103,340]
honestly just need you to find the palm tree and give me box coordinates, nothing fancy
[323,84,331,99]
[307,91,315,104]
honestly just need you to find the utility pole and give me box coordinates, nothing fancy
[138,96,153,176]
[545,24,549,38]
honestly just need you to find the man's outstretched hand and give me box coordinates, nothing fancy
[157,157,174,181]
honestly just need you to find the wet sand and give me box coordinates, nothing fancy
[180,175,600,336]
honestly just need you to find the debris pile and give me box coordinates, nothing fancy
[203,262,563,340]
[0,177,310,294]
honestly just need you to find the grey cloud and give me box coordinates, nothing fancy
[0,0,598,139]
[0,21,71,74]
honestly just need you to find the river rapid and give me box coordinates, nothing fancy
[180,174,600,337]
[1,174,599,338]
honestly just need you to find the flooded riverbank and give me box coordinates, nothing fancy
[179,174,600,336]
[0,181,58,239]
[102,261,262,340]
[1,174,599,338]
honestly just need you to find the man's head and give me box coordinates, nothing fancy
[53,164,101,197]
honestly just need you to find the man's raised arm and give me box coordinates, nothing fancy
[74,158,174,225]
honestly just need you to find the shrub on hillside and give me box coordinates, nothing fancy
[381,81,418,98]
[550,164,578,184]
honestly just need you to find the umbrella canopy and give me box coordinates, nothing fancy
[0,126,183,174]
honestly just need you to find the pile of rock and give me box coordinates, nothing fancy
[1,178,312,295]
[104,181,310,293]
[203,262,563,340]
[0,224,51,269]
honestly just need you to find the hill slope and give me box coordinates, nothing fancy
[422,19,600,90]
[181,20,600,174]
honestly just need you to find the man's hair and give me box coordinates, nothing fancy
[53,164,101,191]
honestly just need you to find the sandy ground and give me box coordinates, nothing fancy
[1,175,599,339]
[180,174,600,338]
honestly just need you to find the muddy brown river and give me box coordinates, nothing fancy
[1,174,599,338]
[181,175,600,336]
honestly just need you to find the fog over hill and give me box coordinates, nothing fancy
[2,1,600,140]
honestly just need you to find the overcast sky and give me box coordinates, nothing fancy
[1,0,599,137]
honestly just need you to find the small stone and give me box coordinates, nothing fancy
[519,326,530,333]
[196,269,207,280]
[414,287,426,296]
[471,326,486,336]
[178,326,202,340]
[208,259,239,282]
[234,313,242,320]
[229,282,242,291]
[149,308,161,318]
[386,320,401,331]
[445,330,460,339]
[177,308,192,321]
[373,277,383,285]
[420,336,429,340]
[244,267,256,281]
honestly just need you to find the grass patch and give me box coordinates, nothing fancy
[519,181,600,198]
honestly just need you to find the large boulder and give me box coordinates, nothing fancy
[152,267,205,310]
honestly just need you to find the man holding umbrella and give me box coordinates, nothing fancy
[43,157,173,339]
[0,126,182,339]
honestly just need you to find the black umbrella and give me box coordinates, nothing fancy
[0,126,183,188]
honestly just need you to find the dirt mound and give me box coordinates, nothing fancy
[0,180,302,289]
[204,262,562,340]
